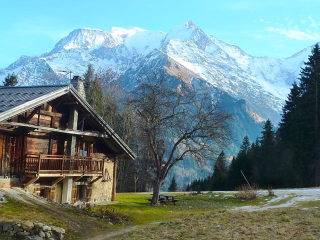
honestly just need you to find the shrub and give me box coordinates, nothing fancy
[235,184,259,200]
[98,207,128,222]
[267,187,275,196]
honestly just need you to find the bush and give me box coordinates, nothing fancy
[235,184,259,200]
[267,187,275,196]
[97,207,128,222]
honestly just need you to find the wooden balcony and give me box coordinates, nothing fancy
[23,154,104,177]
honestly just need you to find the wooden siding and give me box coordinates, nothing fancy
[0,133,22,177]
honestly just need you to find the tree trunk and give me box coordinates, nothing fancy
[151,178,162,205]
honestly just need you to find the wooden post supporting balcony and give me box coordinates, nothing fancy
[24,176,39,188]
[51,177,65,187]
[73,176,82,182]
[91,176,102,184]
[112,158,118,201]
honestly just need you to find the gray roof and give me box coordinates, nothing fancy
[0,85,68,113]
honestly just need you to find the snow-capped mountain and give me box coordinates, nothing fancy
[0,21,315,124]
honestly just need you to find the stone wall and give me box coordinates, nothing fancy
[90,160,114,202]
[0,178,19,188]
[0,221,65,240]
[25,183,40,196]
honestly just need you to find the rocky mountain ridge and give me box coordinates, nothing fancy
[0,21,316,125]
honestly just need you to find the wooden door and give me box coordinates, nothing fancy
[71,185,78,204]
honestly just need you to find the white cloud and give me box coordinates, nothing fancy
[301,20,306,24]
[259,19,264,22]
[266,26,320,40]
[309,16,317,28]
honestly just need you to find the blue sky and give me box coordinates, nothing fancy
[1,0,320,68]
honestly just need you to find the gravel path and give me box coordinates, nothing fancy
[0,187,49,205]
[0,188,33,204]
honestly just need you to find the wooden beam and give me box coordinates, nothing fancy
[40,110,63,118]
[51,177,64,186]
[90,176,102,184]
[63,102,78,105]
[111,159,118,201]
[25,107,41,123]
[24,176,39,188]
[73,176,82,182]
[48,133,54,154]
[1,122,109,138]
[24,174,36,178]
[37,108,41,126]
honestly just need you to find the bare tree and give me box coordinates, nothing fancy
[128,70,232,205]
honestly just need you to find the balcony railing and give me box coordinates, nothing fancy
[24,154,104,176]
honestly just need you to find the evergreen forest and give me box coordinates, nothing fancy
[187,44,320,191]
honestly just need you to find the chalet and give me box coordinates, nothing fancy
[0,76,135,204]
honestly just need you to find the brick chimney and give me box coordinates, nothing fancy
[71,76,86,100]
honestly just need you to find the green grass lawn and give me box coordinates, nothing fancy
[92,192,273,225]
[106,194,320,240]
[0,192,276,239]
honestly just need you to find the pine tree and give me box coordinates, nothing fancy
[279,81,301,143]
[3,72,18,86]
[239,135,250,155]
[259,119,277,187]
[211,151,227,190]
[168,176,178,192]
[227,136,252,189]
[84,64,94,93]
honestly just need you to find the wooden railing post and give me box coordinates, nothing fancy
[61,155,65,175]
[102,159,105,175]
[37,155,41,175]
[83,158,86,175]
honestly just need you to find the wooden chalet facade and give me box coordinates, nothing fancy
[0,77,135,204]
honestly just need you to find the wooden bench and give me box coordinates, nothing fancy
[148,194,179,205]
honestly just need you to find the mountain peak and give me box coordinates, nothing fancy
[185,20,197,29]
